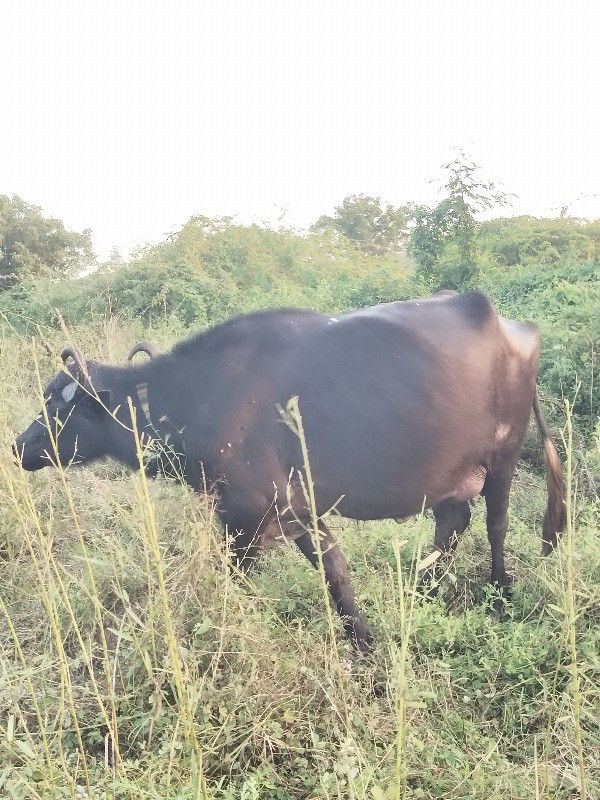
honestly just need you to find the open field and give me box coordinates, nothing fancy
[0,322,598,799]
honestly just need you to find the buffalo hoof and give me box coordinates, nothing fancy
[417,568,441,599]
[346,620,374,654]
[488,578,513,618]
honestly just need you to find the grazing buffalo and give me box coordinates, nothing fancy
[13,291,566,650]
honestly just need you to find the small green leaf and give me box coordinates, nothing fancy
[194,618,212,636]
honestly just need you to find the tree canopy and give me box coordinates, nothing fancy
[312,194,412,256]
[409,155,511,289]
[0,195,94,289]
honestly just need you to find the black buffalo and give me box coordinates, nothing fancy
[13,291,566,650]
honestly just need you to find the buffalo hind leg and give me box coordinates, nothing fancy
[295,523,374,653]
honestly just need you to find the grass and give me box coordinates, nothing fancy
[0,322,599,799]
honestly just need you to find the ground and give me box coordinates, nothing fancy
[0,327,598,799]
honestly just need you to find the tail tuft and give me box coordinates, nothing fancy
[535,407,567,556]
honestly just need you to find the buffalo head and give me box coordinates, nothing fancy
[13,346,114,471]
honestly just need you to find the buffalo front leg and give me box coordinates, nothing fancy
[419,499,472,594]
[230,533,261,573]
[432,498,471,553]
[295,523,374,652]
[225,512,269,574]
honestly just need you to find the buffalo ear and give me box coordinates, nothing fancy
[61,381,80,403]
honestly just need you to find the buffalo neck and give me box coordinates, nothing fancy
[89,361,157,468]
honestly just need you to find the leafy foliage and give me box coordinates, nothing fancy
[410,155,511,289]
[478,215,600,267]
[312,194,412,256]
[0,214,418,335]
[0,194,95,289]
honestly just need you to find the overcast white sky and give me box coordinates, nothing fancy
[3,1,600,259]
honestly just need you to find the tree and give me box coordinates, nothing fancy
[312,195,412,256]
[409,154,511,289]
[0,195,95,289]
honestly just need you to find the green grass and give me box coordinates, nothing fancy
[0,323,598,799]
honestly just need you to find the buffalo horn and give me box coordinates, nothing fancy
[127,341,162,361]
[417,549,442,572]
[60,346,89,386]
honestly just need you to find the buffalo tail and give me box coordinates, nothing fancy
[532,388,567,555]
